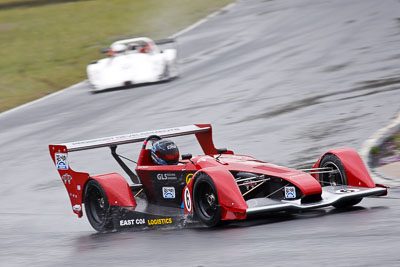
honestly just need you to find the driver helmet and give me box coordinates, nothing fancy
[150,139,180,165]
[140,42,152,53]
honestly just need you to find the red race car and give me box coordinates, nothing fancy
[49,124,387,232]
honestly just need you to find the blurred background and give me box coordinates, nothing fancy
[0,0,232,112]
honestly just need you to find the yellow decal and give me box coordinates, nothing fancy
[147,218,173,226]
[186,173,194,185]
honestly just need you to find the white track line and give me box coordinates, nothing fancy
[171,2,236,38]
[0,1,237,118]
[359,110,400,185]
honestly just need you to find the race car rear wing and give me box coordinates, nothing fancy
[49,124,222,217]
[56,124,215,153]
[154,38,175,45]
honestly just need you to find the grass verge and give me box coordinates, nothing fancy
[0,0,232,112]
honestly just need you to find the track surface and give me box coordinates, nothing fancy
[1,0,400,266]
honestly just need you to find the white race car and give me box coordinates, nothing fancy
[87,37,178,91]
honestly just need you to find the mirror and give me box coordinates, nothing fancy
[216,148,227,154]
[181,153,192,160]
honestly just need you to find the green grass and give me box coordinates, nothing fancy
[0,0,232,112]
[393,133,400,150]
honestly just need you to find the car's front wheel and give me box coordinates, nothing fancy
[84,180,113,232]
[193,173,221,227]
[319,154,362,208]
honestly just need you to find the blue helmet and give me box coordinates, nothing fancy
[150,139,180,165]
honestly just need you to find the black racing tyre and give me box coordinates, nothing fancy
[319,154,362,208]
[193,173,221,227]
[161,65,170,80]
[319,154,348,187]
[84,180,113,232]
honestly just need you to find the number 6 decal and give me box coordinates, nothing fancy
[184,187,192,212]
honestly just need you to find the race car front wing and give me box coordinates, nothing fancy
[246,185,387,215]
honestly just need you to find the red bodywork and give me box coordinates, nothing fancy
[311,147,376,187]
[49,124,382,223]
[182,154,323,220]
[91,173,136,207]
[49,145,136,217]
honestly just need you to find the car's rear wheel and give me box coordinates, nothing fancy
[84,180,113,232]
[161,65,170,80]
[319,154,362,208]
[193,173,221,227]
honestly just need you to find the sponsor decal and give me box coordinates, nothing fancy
[284,186,296,199]
[55,153,68,170]
[156,173,177,181]
[162,187,175,199]
[72,204,82,211]
[185,173,194,185]
[61,173,72,184]
[120,218,146,226]
[336,188,360,194]
[184,187,192,212]
[147,218,172,226]
[167,143,176,150]
[69,127,184,147]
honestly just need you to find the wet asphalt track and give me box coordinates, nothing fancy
[1,0,400,266]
